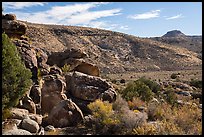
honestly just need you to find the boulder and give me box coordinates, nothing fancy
[47,48,87,67]
[10,108,29,120]
[41,74,67,114]
[171,82,193,91]
[37,126,45,135]
[21,94,36,114]
[2,119,18,131]
[30,84,41,104]
[44,125,55,132]
[74,62,100,76]
[21,118,40,133]
[49,65,62,75]
[28,114,43,125]
[2,19,27,38]
[4,14,17,20]
[47,99,84,128]
[67,71,116,102]
[3,129,32,135]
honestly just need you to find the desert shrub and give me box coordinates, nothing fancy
[171,105,202,134]
[121,80,154,102]
[2,33,32,119]
[112,95,147,134]
[162,86,177,105]
[127,97,146,110]
[2,109,12,120]
[189,79,202,88]
[133,120,184,135]
[87,99,121,134]
[170,73,178,79]
[61,63,70,73]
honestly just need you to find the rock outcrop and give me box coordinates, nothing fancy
[2,14,27,38]
[67,71,116,102]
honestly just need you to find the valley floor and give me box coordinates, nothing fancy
[104,69,202,82]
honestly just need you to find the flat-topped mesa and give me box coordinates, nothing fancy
[2,14,27,38]
[162,30,186,38]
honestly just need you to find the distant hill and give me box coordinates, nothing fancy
[22,21,202,74]
[150,30,202,59]
[162,30,186,37]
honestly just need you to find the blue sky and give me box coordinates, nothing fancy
[2,2,202,37]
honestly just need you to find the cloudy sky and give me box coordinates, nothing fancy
[2,2,202,37]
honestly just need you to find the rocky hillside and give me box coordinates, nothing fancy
[21,22,202,74]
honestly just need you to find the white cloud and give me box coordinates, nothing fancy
[10,2,121,26]
[166,14,183,20]
[2,2,47,9]
[66,9,121,25]
[128,10,161,20]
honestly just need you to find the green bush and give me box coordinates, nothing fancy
[189,79,202,88]
[121,80,154,102]
[137,77,161,93]
[2,33,32,118]
[170,73,178,79]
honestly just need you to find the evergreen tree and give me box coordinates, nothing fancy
[2,33,32,113]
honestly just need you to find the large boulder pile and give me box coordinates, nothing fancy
[2,13,117,134]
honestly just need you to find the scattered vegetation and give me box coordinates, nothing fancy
[2,33,32,120]
[61,63,71,73]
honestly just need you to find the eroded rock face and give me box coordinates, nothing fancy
[41,74,67,114]
[13,39,38,79]
[67,71,116,102]
[47,99,84,128]
[47,48,87,67]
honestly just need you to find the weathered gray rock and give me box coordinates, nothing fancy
[48,99,84,128]
[41,74,67,114]
[37,126,45,135]
[49,65,62,75]
[21,118,40,133]
[29,114,43,125]
[10,108,29,120]
[67,71,116,102]
[30,84,41,104]
[3,129,32,135]
[44,125,55,132]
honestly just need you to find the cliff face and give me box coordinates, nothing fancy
[23,21,202,74]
